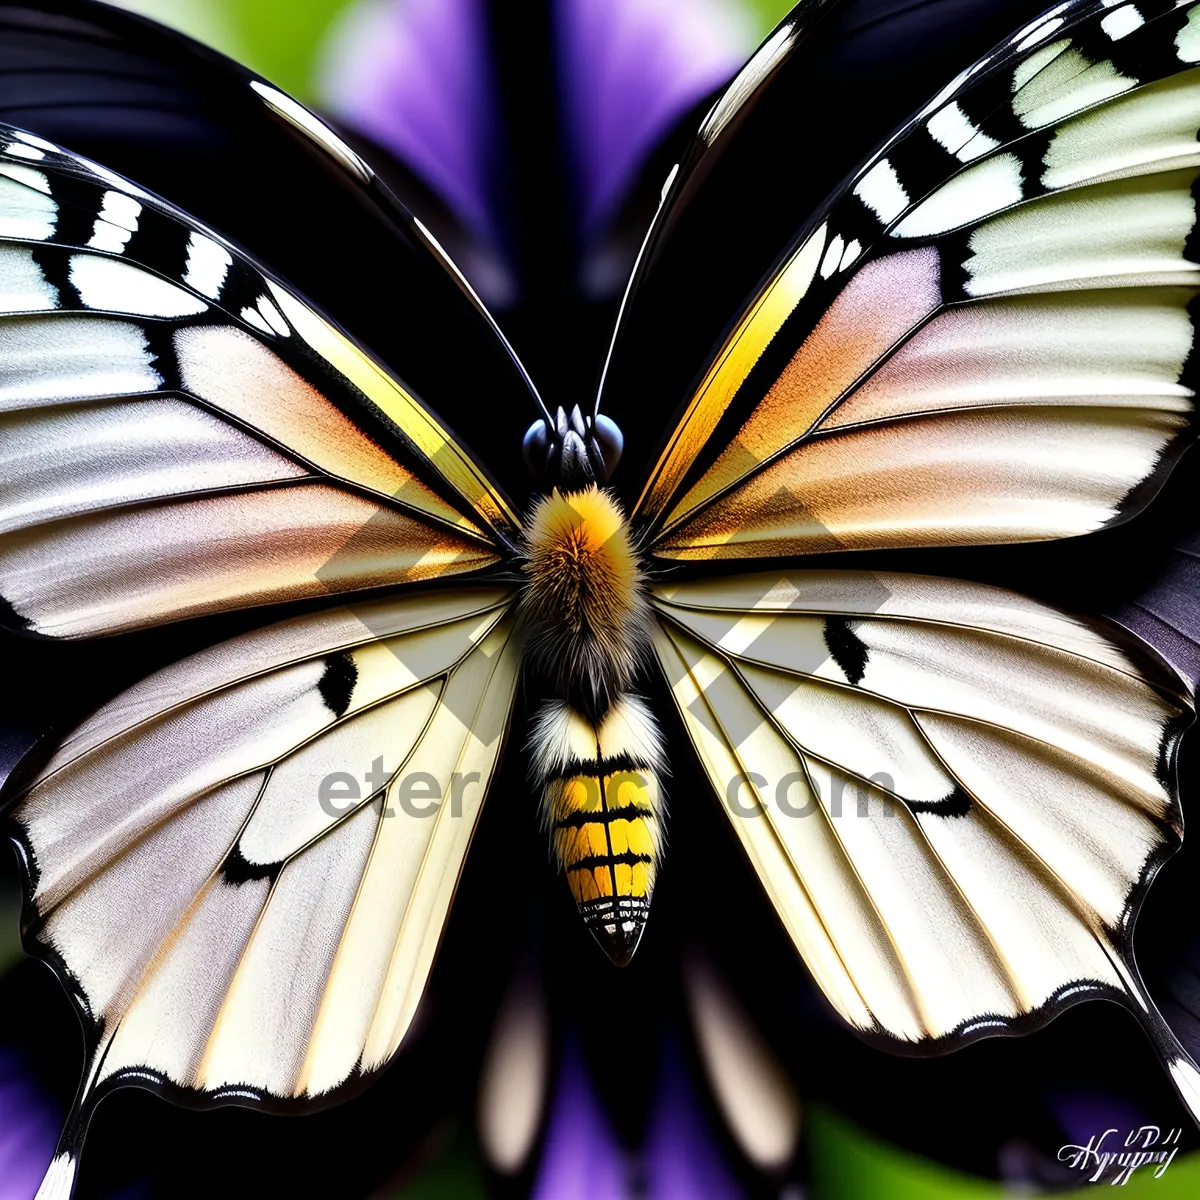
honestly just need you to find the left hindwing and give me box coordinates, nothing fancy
[652,571,1191,1045]
[635,0,1200,560]
[9,585,520,1103]
[0,125,516,637]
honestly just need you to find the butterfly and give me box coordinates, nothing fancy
[3,0,1200,1195]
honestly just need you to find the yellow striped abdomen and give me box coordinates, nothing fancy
[531,697,666,965]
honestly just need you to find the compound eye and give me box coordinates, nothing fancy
[592,413,623,479]
[523,418,553,481]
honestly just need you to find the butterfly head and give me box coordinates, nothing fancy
[523,406,623,489]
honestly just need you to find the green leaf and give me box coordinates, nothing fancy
[387,1129,489,1200]
[109,0,357,102]
[107,0,251,67]
[223,0,360,102]
[809,1106,1200,1198]
[743,0,801,38]
[1105,1145,1200,1197]
[810,1108,1004,1200]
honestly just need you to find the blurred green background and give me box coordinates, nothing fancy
[111,0,798,104]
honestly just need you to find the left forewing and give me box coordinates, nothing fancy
[651,570,1190,1048]
[0,127,516,637]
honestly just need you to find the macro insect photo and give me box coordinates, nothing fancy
[4,0,1200,1197]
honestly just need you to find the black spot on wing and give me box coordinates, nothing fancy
[46,175,100,248]
[124,206,192,279]
[824,616,868,684]
[220,845,281,886]
[143,321,182,392]
[906,785,972,818]
[30,243,78,308]
[1183,174,1200,268]
[318,652,357,718]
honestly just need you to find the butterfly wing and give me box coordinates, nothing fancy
[652,571,1192,1049]
[596,0,1061,479]
[0,126,520,638]
[9,584,520,1109]
[0,0,544,498]
[593,0,1200,1115]
[612,0,1200,558]
[0,29,540,1187]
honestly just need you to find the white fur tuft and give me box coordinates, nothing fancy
[528,695,667,784]
[527,700,595,782]
[598,696,667,773]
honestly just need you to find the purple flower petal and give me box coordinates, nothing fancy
[1049,1089,1150,1153]
[0,1048,58,1200]
[645,1040,745,1200]
[531,1033,745,1199]
[319,0,497,241]
[531,1038,627,1200]
[556,0,755,234]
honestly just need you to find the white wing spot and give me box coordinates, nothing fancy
[87,190,142,254]
[240,305,274,335]
[0,175,56,240]
[70,255,209,317]
[1178,4,1200,61]
[257,296,290,338]
[893,153,1024,238]
[1101,5,1144,39]
[839,238,863,271]
[0,164,51,195]
[0,246,55,312]
[5,142,44,162]
[12,130,57,152]
[926,102,1001,162]
[183,232,232,299]
[820,234,845,279]
[854,160,909,224]
[1013,38,1072,91]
